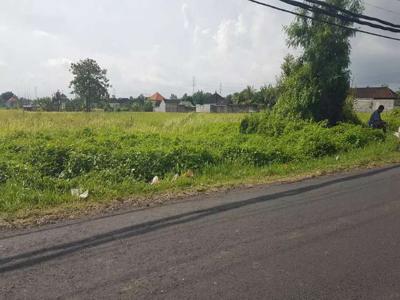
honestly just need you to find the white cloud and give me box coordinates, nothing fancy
[182,2,190,30]
[45,58,71,67]
[32,29,57,39]
[0,0,398,97]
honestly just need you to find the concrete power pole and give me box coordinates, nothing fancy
[192,76,196,95]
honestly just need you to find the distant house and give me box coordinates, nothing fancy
[148,92,165,108]
[155,99,180,112]
[196,93,260,113]
[196,93,231,113]
[22,104,39,112]
[178,101,196,113]
[352,87,399,112]
[154,99,195,113]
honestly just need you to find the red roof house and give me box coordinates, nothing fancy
[148,92,165,105]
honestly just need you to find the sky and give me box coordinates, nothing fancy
[0,0,399,98]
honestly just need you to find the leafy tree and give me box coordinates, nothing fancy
[69,58,111,112]
[231,86,257,105]
[242,86,256,104]
[275,0,363,125]
[192,91,207,105]
[143,101,154,112]
[0,91,15,106]
[52,90,69,111]
[257,84,279,108]
[36,97,53,111]
[181,93,193,105]
[170,94,178,100]
[65,98,85,112]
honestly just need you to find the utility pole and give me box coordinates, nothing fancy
[192,76,196,95]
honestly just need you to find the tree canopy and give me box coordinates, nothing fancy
[69,58,111,112]
[275,0,363,125]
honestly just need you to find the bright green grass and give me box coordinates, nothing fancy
[0,110,398,223]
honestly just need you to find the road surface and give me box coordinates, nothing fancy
[1,165,400,299]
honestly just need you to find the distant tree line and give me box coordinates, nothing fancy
[2,54,398,113]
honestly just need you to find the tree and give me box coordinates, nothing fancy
[231,86,256,105]
[275,0,363,125]
[65,98,85,112]
[36,97,53,111]
[170,94,178,100]
[52,90,69,111]
[0,91,15,106]
[257,84,279,108]
[181,93,193,105]
[192,91,209,105]
[69,58,111,112]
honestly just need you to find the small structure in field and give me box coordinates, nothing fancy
[196,93,231,113]
[22,105,39,112]
[155,99,181,112]
[352,87,399,113]
[154,99,196,113]
[196,93,260,113]
[148,92,165,109]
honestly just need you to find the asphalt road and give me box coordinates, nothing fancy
[1,165,400,299]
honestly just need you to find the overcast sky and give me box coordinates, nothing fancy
[0,0,399,98]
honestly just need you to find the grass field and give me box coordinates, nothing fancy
[0,110,399,225]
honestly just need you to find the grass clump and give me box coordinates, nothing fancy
[0,110,398,221]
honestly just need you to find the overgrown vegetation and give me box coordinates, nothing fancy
[275,0,363,125]
[0,111,398,220]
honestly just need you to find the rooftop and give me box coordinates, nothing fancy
[351,87,398,100]
[148,92,165,102]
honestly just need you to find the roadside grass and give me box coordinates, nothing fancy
[0,110,399,226]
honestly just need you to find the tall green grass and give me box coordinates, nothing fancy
[0,110,398,219]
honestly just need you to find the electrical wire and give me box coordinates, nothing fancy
[303,0,400,28]
[248,0,400,41]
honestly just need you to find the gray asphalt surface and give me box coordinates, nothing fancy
[1,165,400,299]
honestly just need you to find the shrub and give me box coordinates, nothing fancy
[386,108,400,132]
[0,162,9,184]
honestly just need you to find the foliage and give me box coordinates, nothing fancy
[65,98,85,112]
[275,0,364,125]
[192,91,212,105]
[69,58,111,112]
[0,111,396,215]
[52,91,69,111]
[227,85,279,108]
[386,108,400,131]
[240,112,386,160]
[36,97,54,111]
[0,91,15,106]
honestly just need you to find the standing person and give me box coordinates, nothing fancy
[369,105,387,133]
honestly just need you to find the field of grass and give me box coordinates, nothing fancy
[0,110,399,224]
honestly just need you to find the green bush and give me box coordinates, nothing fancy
[0,162,9,184]
[0,111,395,214]
[386,108,400,132]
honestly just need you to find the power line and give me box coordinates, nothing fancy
[248,0,400,41]
[277,0,400,32]
[302,0,400,28]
